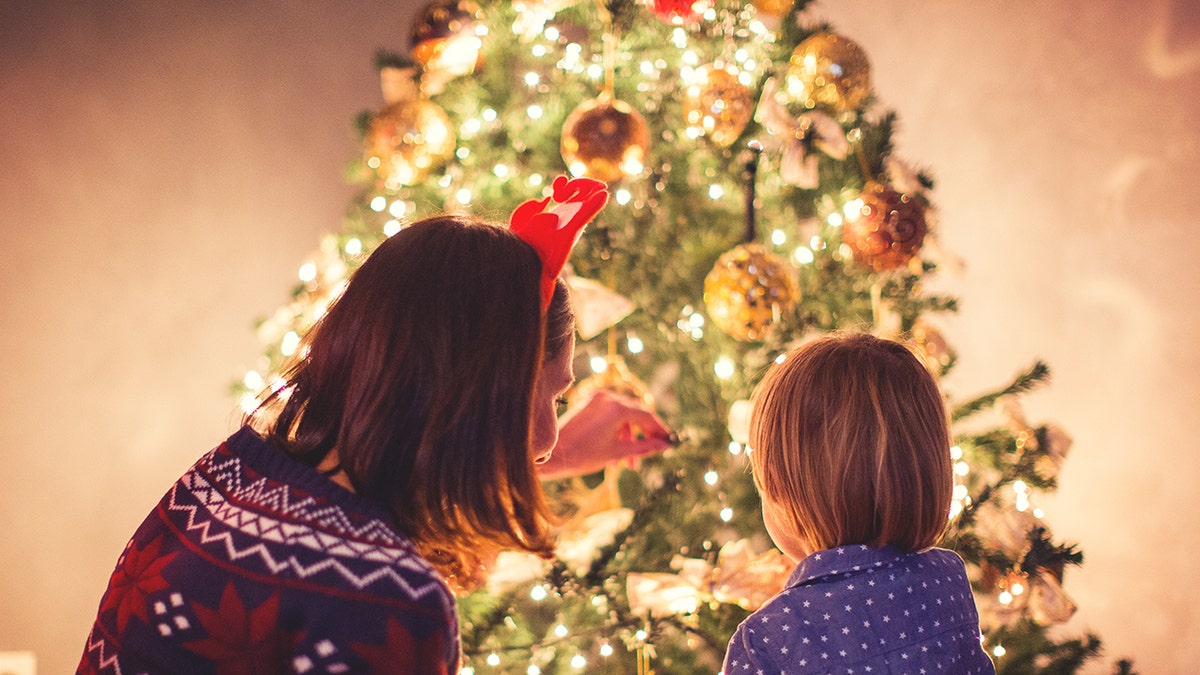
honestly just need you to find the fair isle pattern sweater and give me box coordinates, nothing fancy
[79,426,459,674]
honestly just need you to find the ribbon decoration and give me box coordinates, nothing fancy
[510,175,610,310]
[754,77,850,188]
[627,539,793,616]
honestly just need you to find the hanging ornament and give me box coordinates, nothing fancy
[561,93,651,182]
[780,31,871,114]
[683,64,754,148]
[410,0,483,84]
[704,243,799,341]
[649,0,710,25]
[566,274,635,340]
[752,0,792,21]
[907,319,952,374]
[363,98,456,188]
[704,145,799,341]
[842,181,927,271]
[755,76,850,188]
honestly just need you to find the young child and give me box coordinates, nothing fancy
[724,332,995,674]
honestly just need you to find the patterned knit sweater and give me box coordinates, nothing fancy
[79,426,459,674]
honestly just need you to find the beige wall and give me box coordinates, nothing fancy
[2,1,1197,672]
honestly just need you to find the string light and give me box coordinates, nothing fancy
[728,441,743,456]
[383,220,402,237]
[826,212,843,227]
[482,108,498,122]
[527,104,544,120]
[280,331,300,357]
[627,335,644,353]
[527,666,541,675]
[344,238,362,255]
[298,262,317,283]
[708,184,723,199]
[388,200,408,218]
[704,471,719,485]
[369,196,387,212]
[486,653,501,666]
[530,585,548,601]
[714,355,735,379]
[456,188,472,204]
[599,643,614,657]
[993,645,1006,658]
[720,507,734,522]
[554,624,569,638]
[590,356,608,373]
[793,246,814,264]
[570,655,587,668]
[771,229,786,246]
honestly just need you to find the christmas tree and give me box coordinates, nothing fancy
[240,0,1135,672]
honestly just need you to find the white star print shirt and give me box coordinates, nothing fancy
[722,544,995,675]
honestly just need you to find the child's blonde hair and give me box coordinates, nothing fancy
[749,332,953,553]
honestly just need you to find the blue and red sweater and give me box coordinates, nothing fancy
[79,426,459,674]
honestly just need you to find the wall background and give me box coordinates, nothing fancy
[2,1,1197,672]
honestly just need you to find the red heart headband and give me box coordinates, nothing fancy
[509,175,610,311]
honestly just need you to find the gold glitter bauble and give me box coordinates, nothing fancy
[703,243,799,341]
[780,32,871,113]
[561,95,651,183]
[683,66,754,148]
[842,182,927,271]
[753,0,792,18]
[410,0,482,73]
[364,99,456,187]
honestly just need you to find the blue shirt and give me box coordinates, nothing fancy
[723,545,994,674]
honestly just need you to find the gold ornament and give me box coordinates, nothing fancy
[683,65,754,147]
[780,31,871,113]
[363,98,456,188]
[752,0,792,18]
[703,243,799,341]
[842,182,927,271]
[908,319,951,374]
[561,94,651,183]
[410,0,482,78]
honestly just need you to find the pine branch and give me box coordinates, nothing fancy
[951,361,1051,423]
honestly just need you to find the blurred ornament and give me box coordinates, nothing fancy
[1028,568,1077,624]
[561,94,651,182]
[556,508,634,575]
[363,97,456,187]
[973,502,1040,558]
[726,399,752,444]
[780,31,871,114]
[842,182,927,271]
[908,319,952,374]
[683,65,754,148]
[511,0,575,39]
[649,0,710,25]
[704,243,799,341]
[627,573,702,616]
[628,539,791,616]
[485,551,551,594]
[752,0,791,19]
[1036,424,1073,479]
[410,0,483,92]
[755,77,849,188]
[567,275,635,340]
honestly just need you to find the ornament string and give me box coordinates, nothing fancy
[742,140,763,244]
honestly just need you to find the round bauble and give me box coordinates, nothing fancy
[683,66,754,148]
[410,0,482,76]
[650,0,710,24]
[842,182,926,271]
[364,99,456,187]
[752,0,792,19]
[561,95,651,183]
[780,31,871,114]
[704,243,799,341]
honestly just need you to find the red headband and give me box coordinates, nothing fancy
[509,175,610,310]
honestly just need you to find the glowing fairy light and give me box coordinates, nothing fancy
[810,235,825,250]
[298,262,317,283]
[486,653,501,666]
[998,590,1013,605]
[793,246,814,264]
[461,668,475,675]
[720,507,734,522]
[524,72,540,86]
[704,471,719,485]
[369,196,387,212]
[776,353,788,364]
[389,200,408,218]
[383,220,402,237]
[280,331,300,357]
[728,441,743,456]
[709,184,723,199]
[993,645,1007,658]
[590,356,608,373]
[1011,582,1025,596]
[238,393,259,415]
[627,335,643,353]
[463,118,481,134]
[950,445,964,460]
[482,108,497,122]
[613,188,631,205]
[531,43,547,57]
[344,238,362,255]
[682,49,699,66]
[527,666,541,675]
[456,147,470,159]
[494,163,510,178]
[243,370,265,391]
[599,643,614,657]
[554,624,569,638]
[269,376,287,392]
[635,630,648,641]
[527,104,544,120]
[826,212,843,227]
[843,198,864,219]
[456,188,472,204]
[529,173,544,186]
[530,585,548,601]
[714,355,736,379]
[954,461,970,476]
[771,229,786,246]
[586,63,603,79]
[640,60,655,75]
[953,484,968,501]
[570,655,586,668]
[1033,507,1045,518]
[545,26,559,40]
[438,174,453,188]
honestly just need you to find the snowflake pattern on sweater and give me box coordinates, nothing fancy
[723,545,995,675]
[79,426,459,674]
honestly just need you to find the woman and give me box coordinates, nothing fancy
[79,178,606,674]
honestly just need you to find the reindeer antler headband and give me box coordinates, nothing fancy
[509,175,610,310]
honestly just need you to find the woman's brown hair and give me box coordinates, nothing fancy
[252,215,571,585]
[749,332,953,554]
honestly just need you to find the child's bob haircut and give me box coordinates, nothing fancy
[749,332,953,553]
